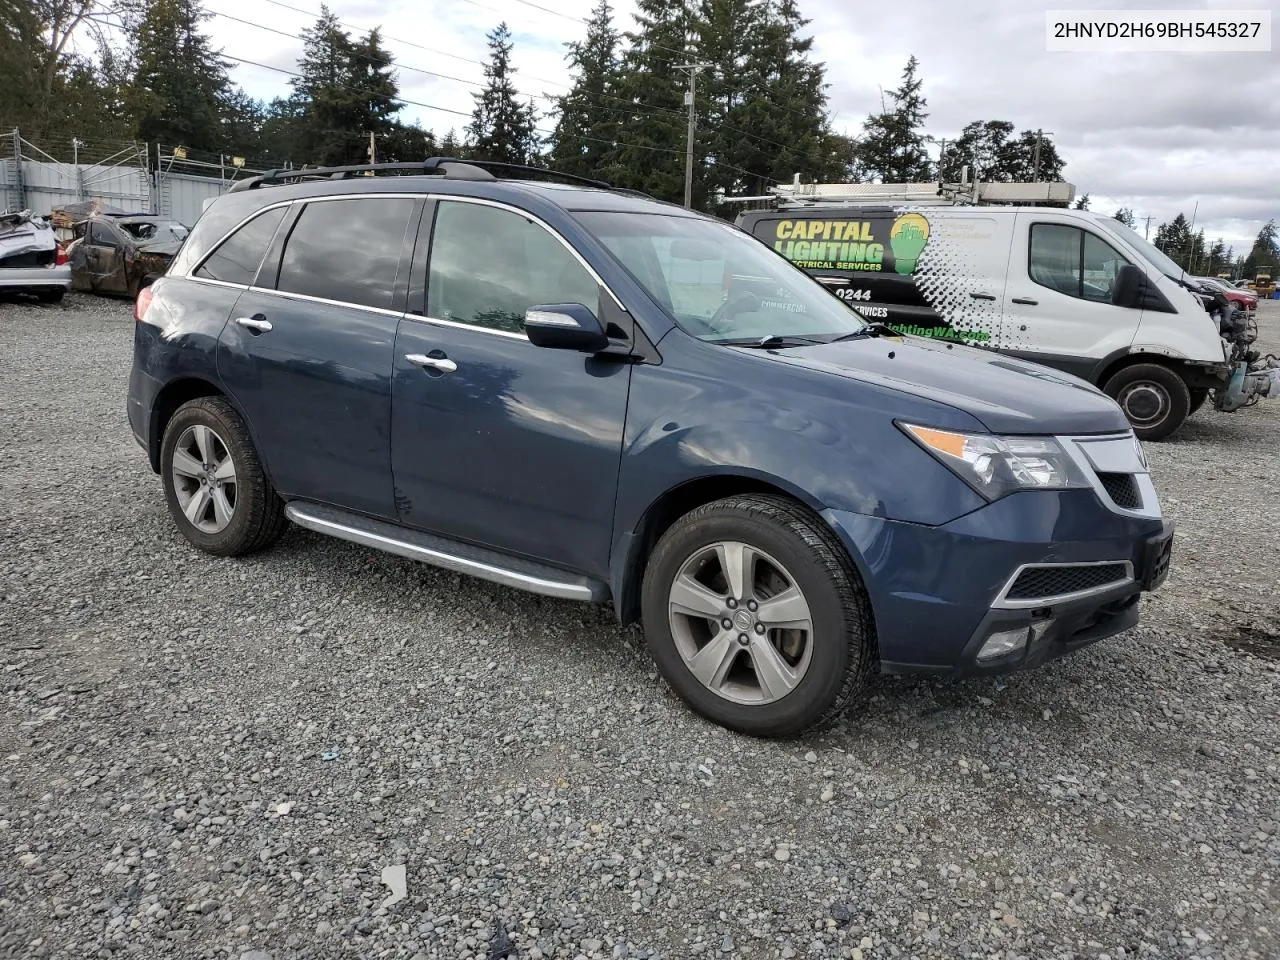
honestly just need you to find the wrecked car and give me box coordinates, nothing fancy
[67,215,190,297]
[0,209,71,303]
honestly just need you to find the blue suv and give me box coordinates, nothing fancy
[128,159,1174,737]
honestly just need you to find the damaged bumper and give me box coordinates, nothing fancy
[1217,357,1280,412]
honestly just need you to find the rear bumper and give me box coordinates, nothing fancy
[0,264,72,289]
[823,491,1173,674]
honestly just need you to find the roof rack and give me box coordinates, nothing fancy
[228,157,614,194]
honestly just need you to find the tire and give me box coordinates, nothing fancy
[640,494,875,738]
[1102,363,1191,442]
[1188,388,1209,415]
[36,288,65,304]
[159,396,286,556]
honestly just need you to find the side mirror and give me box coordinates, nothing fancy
[524,303,608,352]
[1111,263,1145,308]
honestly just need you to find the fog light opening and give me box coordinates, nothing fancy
[977,626,1030,663]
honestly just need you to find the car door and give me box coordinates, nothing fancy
[84,220,130,293]
[217,195,421,520]
[390,197,632,578]
[1003,213,1141,378]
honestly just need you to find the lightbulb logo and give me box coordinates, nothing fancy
[889,213,930,275]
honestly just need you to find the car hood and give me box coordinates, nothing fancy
[764,333,1131,435]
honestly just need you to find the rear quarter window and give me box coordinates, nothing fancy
[194,207,287,285]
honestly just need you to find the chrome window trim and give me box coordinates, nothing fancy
[183,276,248,292]
[992,560,1135,610]
[402,313,526,341]
[426,193,626,313]
[244,285,405,318]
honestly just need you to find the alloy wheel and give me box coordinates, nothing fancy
[667,540,814,705]
[171,424,237,534]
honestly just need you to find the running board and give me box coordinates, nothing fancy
[284,501,609,603]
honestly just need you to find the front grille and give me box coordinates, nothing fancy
[1098,472,1142,509]
[1005,563,1129,601]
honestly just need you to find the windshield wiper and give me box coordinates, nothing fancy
[718,334,825,349]
[827,323,897,343]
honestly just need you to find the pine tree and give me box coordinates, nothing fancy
[1113,207,1136,228]
[1242,219,1278,278]
[549,0,623,180]
[127,0,231,150]
[1154,213,1195,270]
[938,120,1011,182]
[998,129,1064,181]
[468,22,539,165]
[856,56,932,182]
[1074,193,1090,211]
[609,0,694,201]
[287,9,407,166]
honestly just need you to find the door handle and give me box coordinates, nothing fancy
[405,353,458,374]
[235,315,272,333]
[969,291,997,301]
[1010,297,1039,306]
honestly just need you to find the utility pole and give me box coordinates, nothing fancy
[676,62,711,209]
[1143,215,1153,240]
[1031,129,1054,182]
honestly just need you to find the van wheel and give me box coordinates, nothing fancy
[640,494,876,738]
[160,396,287,556]
[1103,363,1191,441]
[1188,388,1209,415]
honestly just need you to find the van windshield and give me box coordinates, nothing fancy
[577,212,868,343]
[1098,217,1184,281]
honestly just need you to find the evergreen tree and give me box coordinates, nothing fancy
[938,120,1065,183]
[468,22,539,165]
[440,128,467,158]
[289,9,406,166]
[1242,219,1278,278]
[1074,193,1090,211]
[701,0,848,204]
[126,0,231,150]
[609,0,694,201]
[0,0,43,132]
[1154,213,1195,271]
[1205,238,1228,276]
[549,0,623,180]
[1113,207,1136,228]
[856,56,932,182]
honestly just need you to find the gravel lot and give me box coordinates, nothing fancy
[2,293,1278,960]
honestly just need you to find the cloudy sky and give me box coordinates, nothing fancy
[181,0,1275,254]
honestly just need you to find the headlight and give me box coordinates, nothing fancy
[901,423,1090,501]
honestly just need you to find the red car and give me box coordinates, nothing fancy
[1195,276,1257,312]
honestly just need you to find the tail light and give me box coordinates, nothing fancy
[54,242,68,266]
[134,284,154,322]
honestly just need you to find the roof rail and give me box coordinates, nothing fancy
[228,157,614,194]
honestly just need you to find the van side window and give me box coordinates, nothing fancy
[194,207,287,286]
[427,201,599,334]
[1029,224,1131,303]
[276,198,415,311]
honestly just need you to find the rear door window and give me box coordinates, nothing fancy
[276,198,416,311]
[194,206,287,285]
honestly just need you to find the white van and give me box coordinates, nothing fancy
[735,205,1277,440]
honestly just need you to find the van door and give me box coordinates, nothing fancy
[744,209,1010,349]
[1004,212,1142,380]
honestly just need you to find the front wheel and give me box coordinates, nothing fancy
[640,494,876,738]
[1102,363,1191,441]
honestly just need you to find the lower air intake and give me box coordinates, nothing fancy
[1005,563,1130,601]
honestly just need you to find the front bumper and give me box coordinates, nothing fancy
[0,264,72,290]
[823,490,1173,674]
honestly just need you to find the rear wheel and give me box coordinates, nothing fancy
[640,494,875,737]
[160,396,286,556]
[1102,363,1191,441]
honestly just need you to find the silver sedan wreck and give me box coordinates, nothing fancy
[0,210,71,303]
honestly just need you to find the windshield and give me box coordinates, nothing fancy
[576,212,868,342]
[1098,217,1184,281]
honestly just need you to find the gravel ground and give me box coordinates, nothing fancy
[1,292,1277,960]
